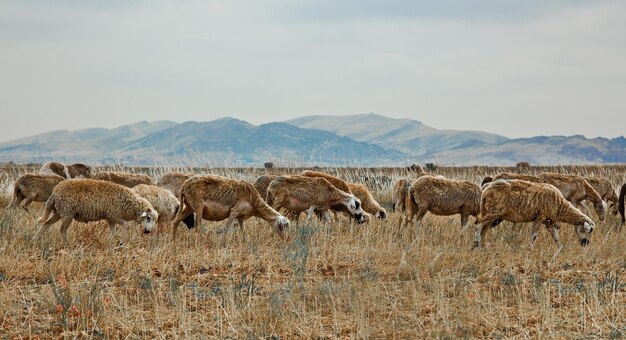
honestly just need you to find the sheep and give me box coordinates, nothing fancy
[11,174,65,212]
[583,176,619,216]
[93,171,153,188]
[404,176,481,230]
[482,172,543,187]
[131,184,195,230]
[157,172,192,198]
[475,180,595,248]
[408,163,427,176]
[39,162,92,179]
[617,184,626,226]
[516,161,530,168]
[264,162,274,169]
[172,175,290,239]
[35,179,158,243]
[300,170,353,194]
[537,172,607,221]
[348,182,386,219]
[268,175,366,224]
[254,174,279,205]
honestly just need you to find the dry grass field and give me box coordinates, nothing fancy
[0,164,625,338]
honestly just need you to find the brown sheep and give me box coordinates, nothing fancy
[488,172,543,185]
[11,174,65,212]
[300,170,353,194]
[157,172,192,198]
[408,163,427,176]
[36,179,158,243]
[476,180,595,248]
[537,172,607,220]
[268,175,366,224]
[172,175,290,239]
[348,182,386,219]
[583,176,619,215]
[404,176,481,230]
[93,171,153,188]
[39,162,92,179]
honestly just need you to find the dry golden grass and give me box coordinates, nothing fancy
[0,164,625,338]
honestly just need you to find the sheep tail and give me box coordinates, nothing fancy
[38,195,55,224]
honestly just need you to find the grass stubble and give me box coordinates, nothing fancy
[0,164,624,338]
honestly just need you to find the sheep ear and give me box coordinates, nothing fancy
[140,211,147,218]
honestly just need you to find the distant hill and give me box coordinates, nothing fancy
[422,135,626,165]
[0,118,406,166]
[119,118,406,165]
[0,120,177,163]
[287,113,509,155]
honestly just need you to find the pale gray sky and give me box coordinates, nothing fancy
[1,0,625,142]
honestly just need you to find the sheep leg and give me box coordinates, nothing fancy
[194,205,205,232]
[460,212,470,231]
[59,217,73,244]
[413,207,428,229]
[472,224,487,249]
[224,210,240,229]
[305,206,316,224]
[35,212,61,239]
[547,225,563,247]
[172,203,194,239]
[573,200,591,217]
[323,210,332,224]
[21,193,37,212]
[530,222,542,244]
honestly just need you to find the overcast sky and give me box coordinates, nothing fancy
[1,0,625,142]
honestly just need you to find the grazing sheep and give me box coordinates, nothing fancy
[131,184,195,230]
[39,162,92,179]
[408,163,427,176]
[404,176,481,230]
[254,174,279,205]
[93,171,153,188]
[476,180,595,248]
[264,162,274,169]
[537,172,607,220]
[348,182,386,219]
[172,175,290,239]
[268,175,366,224]
[36,179,158,243]
[300,170,353,194]
[11,174,65,212]
[619,183,626,226]
[583,176,619,215]
[483,172,543,186]
[157,172,192,198]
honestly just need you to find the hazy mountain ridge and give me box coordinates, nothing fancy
[0,114,623,165]
[287,113,509,155]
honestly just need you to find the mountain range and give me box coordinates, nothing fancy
[0,113,623,166]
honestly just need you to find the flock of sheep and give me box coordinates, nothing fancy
[8,161,626,249]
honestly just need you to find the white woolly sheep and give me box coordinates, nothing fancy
[36,179,158,243]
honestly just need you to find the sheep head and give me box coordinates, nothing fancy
[575,217,594,247]
[140,209,159,234]
[345,196,366,224]
[594,200,608,221]
[375,208,387,220]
